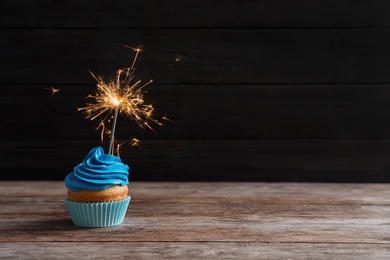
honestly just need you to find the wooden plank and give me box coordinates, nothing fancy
[2,0,390,29]
[2,182,390,258]
[3,84,390,141]
[1,182,390,244]
[2,29,390,84]
[2,242,390,259]
[1,181,390,205]
[1,140,390,182]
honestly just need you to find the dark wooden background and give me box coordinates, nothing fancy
[2,0,390,182]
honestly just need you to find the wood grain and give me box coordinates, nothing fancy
[2,0,390,28]
[2,242,390,260]
[3,84,390,141]
[1,140,390,182]
[1,181,390,259]
[2,29,390,85]
[2,1,390,182]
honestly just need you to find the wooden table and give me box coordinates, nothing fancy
[1,181,390,259]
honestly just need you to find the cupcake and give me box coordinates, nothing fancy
[64,146,130,228]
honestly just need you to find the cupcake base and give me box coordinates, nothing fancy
[65,196,131,228]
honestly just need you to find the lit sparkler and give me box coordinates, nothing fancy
[78,47,162,155]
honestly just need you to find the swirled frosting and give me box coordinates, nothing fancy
[64,147,129,191]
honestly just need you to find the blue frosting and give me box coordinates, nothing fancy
[64,147,129,191]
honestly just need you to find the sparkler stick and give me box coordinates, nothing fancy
[108,105,119,154]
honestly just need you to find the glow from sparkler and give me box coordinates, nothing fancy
[47,86,61,95]
[78,47,162,155]
[130,138,141,147]
[175,55,182,62]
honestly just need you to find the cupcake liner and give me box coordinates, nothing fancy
[65,196,131,228]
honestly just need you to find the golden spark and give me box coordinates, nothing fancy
[162,114,173,122]
[130,138,141,147]
[175,55,182,62]
[78,47,162,155]
[47,86,61,95]
[114,141,128,158]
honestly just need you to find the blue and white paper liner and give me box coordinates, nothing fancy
[65,196,131,228]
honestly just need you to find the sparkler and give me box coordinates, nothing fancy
[78,47,162,155]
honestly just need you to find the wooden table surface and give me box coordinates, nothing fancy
[1,181,390,259]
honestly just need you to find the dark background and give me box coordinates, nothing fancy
[2,1,390,182]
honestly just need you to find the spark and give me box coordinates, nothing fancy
[97,119,106,143]
[130,138,141,147]
[112,138,142,158]
[115,140,127,158]
[78,47,161,155]
[162,114,173,122]
[47,86,61,95]
[175,55,182,62]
